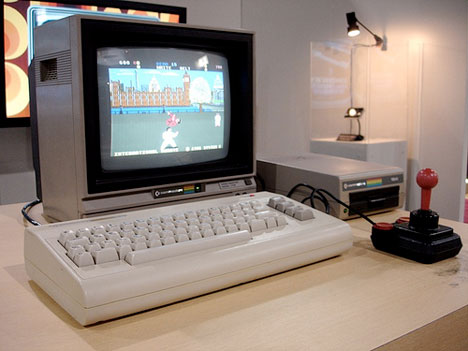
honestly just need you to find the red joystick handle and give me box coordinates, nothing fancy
[416,168,438,210]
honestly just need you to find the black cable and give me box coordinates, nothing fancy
[22,199,42,226]
[301,193,330,214]
[315,188,376,225]
[286,183,330,214]
[286,183,376,226]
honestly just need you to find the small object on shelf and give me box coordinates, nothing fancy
[337,107,364,142]
[337,133,364,142]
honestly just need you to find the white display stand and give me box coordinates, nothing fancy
[310,138,407,176]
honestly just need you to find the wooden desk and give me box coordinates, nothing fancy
[1,203,467,350]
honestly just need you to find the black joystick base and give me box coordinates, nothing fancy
[371,209,462,264]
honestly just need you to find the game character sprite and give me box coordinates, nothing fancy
[214,113,221,127]
[161,127,179,151]
[166,112,181,127]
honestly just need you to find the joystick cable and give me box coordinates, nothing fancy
[21,199,42,226]
[286,183,330,213]
[287,183,376,225]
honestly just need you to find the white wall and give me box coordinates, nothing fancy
[142,0,242,28]
[242,0,468,221]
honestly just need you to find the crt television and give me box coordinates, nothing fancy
[31,14,255,221]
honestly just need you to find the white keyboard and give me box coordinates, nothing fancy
[24,192,352,325]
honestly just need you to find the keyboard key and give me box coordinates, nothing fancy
[121,230,135,239]
[175,219,188,228]
[131,242,148,251]
[255,210,276,219]
[276,201,294,213]
[249,219,267,232]
[294,208,315,221]
[175,233,189,242]
[162,236,176,245]
[76,228,92,238]
[160,230,174,238]
[149,224,163,233]
[146,232,160,241]
[105,223,120,232]
[202,228,215,238]
[265,217,278,228]
[188,231,202,240]
[93,247,119,264]
[101,240,117,249]
[105,231,121,241]
[65,237,90,250]
[268,196,284,208]
[90,234,106,245]
[147,239,162,248]
[117,244,132,260]
[85,242,101,254]
[116,237,131,247]
[226,224,239,233]
[238,222,250,232]
[276,215,287,226]
[134,227,150,236]
[125,230,251,265]
[215,226,227,235]
[67,245,85,260]
[120,222,133,231]
[73,251,94,267]
[91,225,106,235]
[147,217,161,225]
[59,230,76,246]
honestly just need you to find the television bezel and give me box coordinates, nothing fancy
[80,18,255,195]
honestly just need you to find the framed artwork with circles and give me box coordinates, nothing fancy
[1,0,186,127]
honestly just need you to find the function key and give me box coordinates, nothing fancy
[276,201,295,213]
[267,196,284,208]
[293,208,315,221]
[58,230,76,246]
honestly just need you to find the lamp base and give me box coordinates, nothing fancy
[337,133,364,141]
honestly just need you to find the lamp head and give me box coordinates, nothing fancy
[346,12,360,37]
[345,107,364,118]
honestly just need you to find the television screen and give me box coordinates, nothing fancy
[97,47,230,171]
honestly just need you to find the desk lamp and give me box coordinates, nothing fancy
[337,107,364,141]
[346,12,383,48]
[338,12,385,142]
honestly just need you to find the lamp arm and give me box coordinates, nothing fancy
[356,19,383,46]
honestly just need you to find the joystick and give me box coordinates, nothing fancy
[371,168,462,263]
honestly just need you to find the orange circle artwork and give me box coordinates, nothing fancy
[4,5,28,60]
[5,62,30,117]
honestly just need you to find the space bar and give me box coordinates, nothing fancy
[125,230,252,265]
